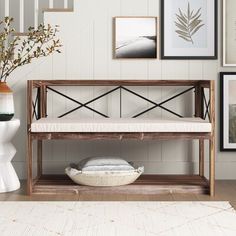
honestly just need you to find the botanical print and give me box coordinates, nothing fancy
[175,2,204,44]
[162,0,216,58]
[115,18,157,59]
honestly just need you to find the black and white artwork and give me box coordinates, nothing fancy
[114,17,157,59]
[220,72,236,151]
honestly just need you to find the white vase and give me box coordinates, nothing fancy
[0,119,20,193]
[0,82,14,121]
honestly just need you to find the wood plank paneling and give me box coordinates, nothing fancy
[8,0,228,180]
[9,0,19,31]
[53,0,64,8]
[38,0,49,25]
[0,1,5,21]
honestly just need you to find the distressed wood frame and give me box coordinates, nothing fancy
[27,80,215,196]
[113,16,158,59]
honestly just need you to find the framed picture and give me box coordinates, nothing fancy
[114,17,158,59]
[161,0,217,59]
[223,0,236,66]
[220,72,236,151]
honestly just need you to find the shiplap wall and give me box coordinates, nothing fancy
[0,0,74,31]
[8,0,236,179]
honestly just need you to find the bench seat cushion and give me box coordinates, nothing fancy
[31,117,212,133]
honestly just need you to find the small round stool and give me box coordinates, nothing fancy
[0,119,20,193]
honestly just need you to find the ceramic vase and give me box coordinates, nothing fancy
[0,119,20,192]
[0,82,14,121]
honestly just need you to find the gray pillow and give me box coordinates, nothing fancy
[76,157,134,172]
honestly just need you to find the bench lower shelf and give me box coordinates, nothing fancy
[32,175,209,195]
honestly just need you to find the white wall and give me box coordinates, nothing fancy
[0,0,74,31]
[8,0,236,179]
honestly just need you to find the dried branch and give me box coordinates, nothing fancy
[0,17,62,82]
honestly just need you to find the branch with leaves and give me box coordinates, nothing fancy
[0,17,62,82]
[175,2,204,44]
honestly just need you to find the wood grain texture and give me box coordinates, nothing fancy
[199,139,204,177]
[27,80,33,130]
[27,134,33,195]
[42,8,73,12]
[27,80,33,195]
[26,79,215,196]
[2,180,236,206]
[30,132,211,141]
[37,141,42,178]
[31,80,211,87]
[32,175,210,195]
[209,80,216,196]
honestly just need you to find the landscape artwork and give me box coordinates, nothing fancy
[114,17,157,59]
[228,80,236,144]
[220,73,236,151]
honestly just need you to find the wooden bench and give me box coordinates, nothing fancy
[27,80,215,196]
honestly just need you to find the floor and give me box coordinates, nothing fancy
[0,180,236,209]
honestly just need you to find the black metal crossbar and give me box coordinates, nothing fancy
[203,90,210,120]
[130,86,195,118]
[47,86,122,118]
[47,86,111,118]
[32,89,39,120]
[43,85,200,119]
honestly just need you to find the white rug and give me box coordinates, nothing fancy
[0,201,235,236]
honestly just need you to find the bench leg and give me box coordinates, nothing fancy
[199,139,204,177]
[209,137,215,197]
[27,133,33,195]
[37,140,42,178]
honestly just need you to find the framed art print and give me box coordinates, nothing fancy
[223,0,236,66]
[161,0,217,59]
[114,17,158,59]
[220,72,236,151]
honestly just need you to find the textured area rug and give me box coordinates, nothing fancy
[0,201,235,236]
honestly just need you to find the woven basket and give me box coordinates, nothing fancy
[65,167,144,187]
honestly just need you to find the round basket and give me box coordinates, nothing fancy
[65,167,144,187]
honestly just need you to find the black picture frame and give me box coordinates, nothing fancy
[161,0,218,60]
[220,72,236,152]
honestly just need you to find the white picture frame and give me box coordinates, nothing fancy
[223,0,236,66]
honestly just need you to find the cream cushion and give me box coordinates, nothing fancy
[31,117,211,133]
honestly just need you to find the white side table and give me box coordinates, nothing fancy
[0,119,20,193]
